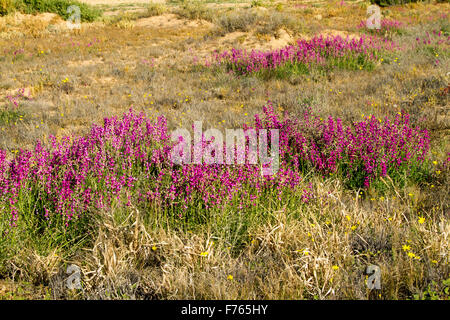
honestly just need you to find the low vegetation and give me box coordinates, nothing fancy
[0,0,448,300]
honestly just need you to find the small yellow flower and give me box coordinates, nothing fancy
[407,252,416,258]
[332,265,339,270]
[350,225,357,231]
[431,260,438,264]
[345,215,351,221]
[402,245,411,252]
[418,216,425,224]
[151,246,157,251]
[227,275,233,280]
[432,161,438,165]
[200,251,209,257]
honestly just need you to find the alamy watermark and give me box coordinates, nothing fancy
[366,264,381,290]
[66,264,82,290]
[66,5,81,30]
[170,122,280,176]
[366,5,381,30]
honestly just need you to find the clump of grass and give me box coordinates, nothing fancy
[214,10,258,33]
[255,11,298,35]
[0,108,23,125]
[173,0,213,22]
[414,278,450,300]
[250,0,264,8]
[145,3,166,17]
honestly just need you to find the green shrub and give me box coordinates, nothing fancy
[370,0,449,6]
[14,0,101,22]
[174,0,213,22]
[215,10,258,33]
[414,278,450,300]
[256,11,298,35]
[145,3,166,17]
[251,0,264,7]
[0,0,14,16]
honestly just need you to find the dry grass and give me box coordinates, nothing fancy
[0,0,449,300]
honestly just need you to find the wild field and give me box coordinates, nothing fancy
[0,0,449,300]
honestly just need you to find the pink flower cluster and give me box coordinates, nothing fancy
[5,88,30,109]
[357,18,404,34]
[215,35,395,75]
[0,103,430,227]
[280,110,430,188]
[415,30,450,47]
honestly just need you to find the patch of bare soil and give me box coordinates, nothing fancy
[134,13,214,29]
[215,28,294,51]
[103,8,148,17]
[319,28,361,40]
